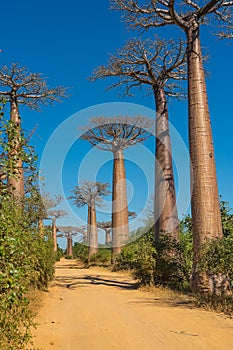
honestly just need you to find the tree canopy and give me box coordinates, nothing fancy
[81,116,154,152]
[0,63,67,111]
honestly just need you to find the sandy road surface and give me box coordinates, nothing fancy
[32,259,233,350]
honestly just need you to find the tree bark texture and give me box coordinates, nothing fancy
[8,97,24,197]
[83,232,88,243]
[154,87,179,241]
[67,233,73,257]
[112,149,129,257]
[186,27,223,293]
[105,228,111,245]
[88,205,98,258]
[87,204,91,246]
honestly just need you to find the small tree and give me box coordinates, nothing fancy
[76,226,88,243]
[69,181,110,258]
[40,193,63,233]
[47,210,67,252]
[91,37,186,241]
[98,211,136,245]
[57,226,79,258]
[25,190,63,237]
[98,221,112,245]
[0,63,67,197]
[82,116,152,258]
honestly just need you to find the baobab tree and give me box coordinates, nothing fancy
[47,210,67,252]
[0,102,37,197]
[82,116,152,258]
[69,181,110,258]
[98,211,136,245]
[91,36,186,241]
[0,63,67,197]
[77,226,88,243]
[57,226,79,257]
[98,221,112,245]
[34,192,63,236]
[111,0,233,293]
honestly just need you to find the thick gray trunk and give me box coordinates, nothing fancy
[67,233,73,257]
[112,149,129,259]
[154,87,179,241]
[105,228,111,245]
[8,97,24,197]
[88,204,98,258]
[186,27,223,293]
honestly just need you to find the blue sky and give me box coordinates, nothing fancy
[1,1,232,248]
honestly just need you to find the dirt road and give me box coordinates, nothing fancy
[32,259,233,350]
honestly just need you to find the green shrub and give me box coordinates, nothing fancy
[153,234,192,291]
[220,198,233,237]
[89,248,111,265]
[0,198,55,349]
[73,243,112,266]
[115,231,157,285]
[114,241,140,271]
[55,246,64,261]
[65,254,73,259]
[132,232,157,285]
[72,242,88,263]
[192,236,233,314]
[31,233,55,290]
[0,199,34,349]
[115,227,193,290]
[198,236,233,288]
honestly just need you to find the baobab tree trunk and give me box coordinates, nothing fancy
[105,228,111,245]
[112,149,129,259]
[67,233,73,257]
[8,97,24,197]
[52,219,57,252]
[88,204,98,258]
[154,87,179,241]
[87,204,91,245]
[186,27,223,294]
[83,231,88,243]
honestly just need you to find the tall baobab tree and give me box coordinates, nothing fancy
[91,37,186,241]
[0,63,67,197]
[69,181,110,258]
[82,116,152,258]
[0,101,37,197]
[111,0,233,293]
[47,210,67,252]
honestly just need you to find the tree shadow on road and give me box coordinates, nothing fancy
[53,274,139,291]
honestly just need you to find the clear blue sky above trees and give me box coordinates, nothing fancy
[1,0,232,245]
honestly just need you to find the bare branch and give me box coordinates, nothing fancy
[98,221,112,229]
[91,36,186,99]
[0,63,68,111]
[47,209,68,220]
[183,0,200,10]
[81,115,153,153]
[69,181,110,208]
[57,226,79,235]
[110,0,233,35]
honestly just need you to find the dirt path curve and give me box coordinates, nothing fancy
[32,259,233,350]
